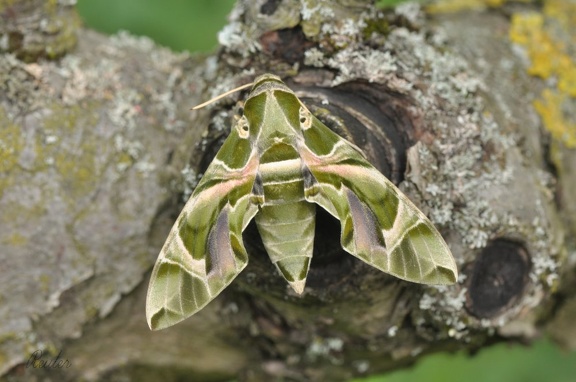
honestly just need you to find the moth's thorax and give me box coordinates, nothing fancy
[243,85,303,153]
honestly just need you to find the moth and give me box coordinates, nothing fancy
[146,73,457,330]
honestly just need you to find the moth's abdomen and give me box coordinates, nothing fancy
[255,201,315,294]
[255,144,315,294]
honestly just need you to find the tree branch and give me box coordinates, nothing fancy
[1,1,573,381]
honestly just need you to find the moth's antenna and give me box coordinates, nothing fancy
[192,82,254,110]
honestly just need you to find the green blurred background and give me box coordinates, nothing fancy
[76,1,576,381]
[77,0,236,52]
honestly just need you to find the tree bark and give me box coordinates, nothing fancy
[1,0,574,381]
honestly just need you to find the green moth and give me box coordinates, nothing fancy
[146,73,458,330]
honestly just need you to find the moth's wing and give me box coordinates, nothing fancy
[146,137,260,330]
[300,117,457,285]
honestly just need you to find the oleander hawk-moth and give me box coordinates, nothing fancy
[146,73,457,330]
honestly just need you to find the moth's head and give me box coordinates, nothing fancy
[242,74,309,141]
[246,73,293,99]
[252,73,283,89]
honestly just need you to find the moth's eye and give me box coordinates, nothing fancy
[299,106,312,130]
[237,106,244,115]
[236,116,250,138]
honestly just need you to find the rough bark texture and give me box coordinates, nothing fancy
[1,0,575,381]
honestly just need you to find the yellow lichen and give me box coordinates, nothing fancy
[426,0,521,14]
[509,13,572,82]
[40,103,102,204]
[116,151,135,170]
[534,89,576,148]
[0,112,23,198]
[543,0,576,31]
[39,274,52,293]
[509,3,576,148]
[0,116,23,173]
[4,232,27,246]
[0,0,18,11]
